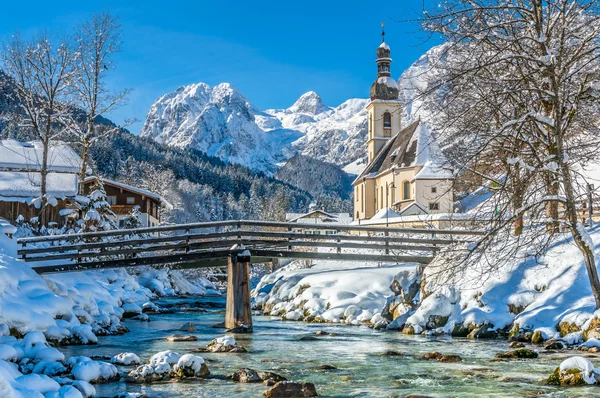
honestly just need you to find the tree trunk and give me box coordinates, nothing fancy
[78,142,90,195]
[40,138,49,226]
[561,162,600,308]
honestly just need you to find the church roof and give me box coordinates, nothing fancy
[353,120,454,183]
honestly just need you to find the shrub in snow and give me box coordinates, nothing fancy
[172,354,209,378]
[111,352,141,366]
[548,356,600,385]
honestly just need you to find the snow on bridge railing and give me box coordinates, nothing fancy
[16,219,486,245]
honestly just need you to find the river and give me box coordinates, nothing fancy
[60,296,597,397]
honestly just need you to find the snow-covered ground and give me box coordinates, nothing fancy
[253,259,418,326]
[0,232,217,397]
[253,225,600,344]
[0,232,217,337]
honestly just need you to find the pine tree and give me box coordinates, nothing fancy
[82,178,116,231]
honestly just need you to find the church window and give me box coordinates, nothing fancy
[431,187,437,194]
[381,186,384,208]
[429,202,440,211]
[403,181,411,200]
[383,112,392,129]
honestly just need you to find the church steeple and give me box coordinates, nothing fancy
[366,24,402,163]
[370,23,399,101]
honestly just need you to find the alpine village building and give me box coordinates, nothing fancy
[353,30,454,222]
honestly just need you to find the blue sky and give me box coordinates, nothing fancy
[0,0,439,133]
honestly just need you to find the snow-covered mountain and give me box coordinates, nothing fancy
[140,46,442,175]
[140,83,369,175]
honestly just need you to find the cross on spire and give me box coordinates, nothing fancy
[381,22,385,43]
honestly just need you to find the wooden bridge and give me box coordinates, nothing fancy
[16,220,484,332]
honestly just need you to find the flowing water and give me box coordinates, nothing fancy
[62,296,598,397]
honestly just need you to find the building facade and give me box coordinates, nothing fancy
[82,177,164,228]
[353,32,454,222]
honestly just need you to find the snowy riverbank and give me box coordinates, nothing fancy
[0,232,218,339]
[252,226,600,345]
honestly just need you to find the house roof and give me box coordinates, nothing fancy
[399,201,429,215]
[83,177,163,202]
[353,120,454,183]
[0,139,84,173]
[0,171,78,202]
[286,210,352,224]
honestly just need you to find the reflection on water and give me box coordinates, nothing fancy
[61,296,597,397]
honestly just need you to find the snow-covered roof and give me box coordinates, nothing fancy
[83,177,167,205]
[370,207,401,220]
[0,217,17,235]
[354,120,454,183]
[0,171,78,202]
[399,201,429,216]
[377,76,398,90]
[286,210,352,224]
[0,140,84,173]
[379,42,390,51]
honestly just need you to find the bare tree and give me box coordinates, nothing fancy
[1,32,74,223]
[419,1,600,306]
[71,12,132,192]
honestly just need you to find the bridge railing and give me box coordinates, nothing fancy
[16,220,486,273]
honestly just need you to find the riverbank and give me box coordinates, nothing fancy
[252,226,600,345]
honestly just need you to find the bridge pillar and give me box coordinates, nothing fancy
[225,250,253,332]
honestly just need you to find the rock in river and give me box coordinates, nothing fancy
[166,334,198,342]
[495,349,538,359]
[263,381,318,397]
[179,322,196,332]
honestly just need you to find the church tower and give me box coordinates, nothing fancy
[366,24,402,163]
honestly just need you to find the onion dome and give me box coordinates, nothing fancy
[370,24,399,100]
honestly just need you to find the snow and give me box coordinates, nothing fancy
[71,360,117,382]
[14,374,59,393]
[140,82,369,173]
[0,172,78,203]
[377,76,398,90]
[253,259,419,324]
[0,231,215,345]
[370,207,400,220]
[0,140,83,174]
[215,336,235,346]
[150,350,181,366]
[111,352,141,366]
[559,357,597,384]
[173,354,205,374]
[379,41,390,51]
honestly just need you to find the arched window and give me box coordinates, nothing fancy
[403,181,411,200]
[356,211,359,219]
[381,186,384,208]
[383,112,392,129]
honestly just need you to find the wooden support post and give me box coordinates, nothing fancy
[385,230,389,255]
[225,250,253,332]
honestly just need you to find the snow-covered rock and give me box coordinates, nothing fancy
[549,356,600,385]
[172,354,209,377]
[111,352,141,366]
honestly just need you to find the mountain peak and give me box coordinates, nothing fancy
[288,91,329,115]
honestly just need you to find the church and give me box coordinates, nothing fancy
[353,31,454,222]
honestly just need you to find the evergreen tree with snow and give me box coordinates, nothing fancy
[82,178,116,231]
